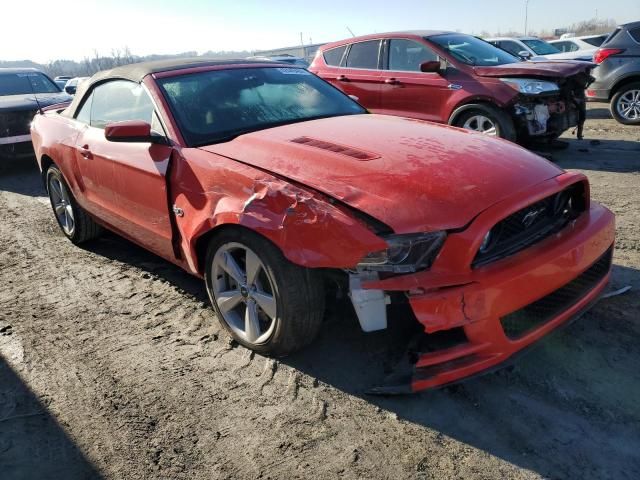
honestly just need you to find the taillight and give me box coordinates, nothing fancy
[593,48,624,64]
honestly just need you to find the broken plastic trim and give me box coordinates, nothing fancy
[349,271,390,332]
[357,232,446,273]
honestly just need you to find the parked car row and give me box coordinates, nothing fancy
[486,34,607,62]
[310,22,640,134]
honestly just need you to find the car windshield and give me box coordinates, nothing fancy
[583,35,608,47]
[158,67,366,146]
[521,39,561,55]
[428,34,519,66]
[0,72,61,96]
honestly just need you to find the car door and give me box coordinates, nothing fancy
[74,80,175,259]
[71,91,118,223]
[333,40,383,110]
[378,38,454,123]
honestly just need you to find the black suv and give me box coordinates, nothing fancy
[0,68,71,159]
[587,21,640,125]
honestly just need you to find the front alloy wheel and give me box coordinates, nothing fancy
[462,114,498,136]
[452,104,516,142]
[211,242,277,345]
[205,228,324,356]
[611,83,640,125]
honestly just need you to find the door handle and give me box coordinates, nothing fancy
[385,78,400,85]
[336,75,349,82]
[79,145,92,159]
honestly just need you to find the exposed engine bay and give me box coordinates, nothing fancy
[512,71,593,141]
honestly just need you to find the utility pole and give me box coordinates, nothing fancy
[300,32,304,46]
[524,0,530,35]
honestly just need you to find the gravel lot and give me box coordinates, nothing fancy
[1,103,639,480]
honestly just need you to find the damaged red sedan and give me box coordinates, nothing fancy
[31,59,615,393]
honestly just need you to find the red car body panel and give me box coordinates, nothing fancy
[30,61,615,393]
[202,114,562,234]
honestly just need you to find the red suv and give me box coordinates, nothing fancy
[310,31,595,143]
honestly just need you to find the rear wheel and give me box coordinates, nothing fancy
[46,165,101,244]
[205,228,324,356]
[610,82,640,125]
[452,104,516,142]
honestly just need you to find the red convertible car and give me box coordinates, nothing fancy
[31,59,615,393]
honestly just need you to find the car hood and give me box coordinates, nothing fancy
[473,60,594,78]
[200,114,562,233]
[0,92,72,111]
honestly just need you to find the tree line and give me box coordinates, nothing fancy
[1,47,252,78]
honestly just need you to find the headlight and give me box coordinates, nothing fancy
[500,78,559,95]
[357,232,446,273]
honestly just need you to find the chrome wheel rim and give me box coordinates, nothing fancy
[616,89,640,120]
[462,115,498,136]
[211,243,277,345]
[48,176,75,236]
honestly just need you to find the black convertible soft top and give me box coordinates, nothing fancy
[63,58,283,118]
[89,58,273,83]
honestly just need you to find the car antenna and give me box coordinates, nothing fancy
[26,73,44,115]
[346,26,355,37]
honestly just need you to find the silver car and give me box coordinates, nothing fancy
[587,21,640,125]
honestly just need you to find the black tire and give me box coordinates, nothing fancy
[452,104,517,142]
[46,165,102,244]
[205,228,325,357]
[610,82,640,125]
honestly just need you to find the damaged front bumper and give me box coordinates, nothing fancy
[350,174,615,394]
[512,94,585,140]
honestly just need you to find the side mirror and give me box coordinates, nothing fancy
[518,50,532,60]
[420,60,441,73]
[105,120,165,144]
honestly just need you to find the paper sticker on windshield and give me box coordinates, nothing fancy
[276,68,310,75]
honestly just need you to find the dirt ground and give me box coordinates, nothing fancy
[0,103,639,480]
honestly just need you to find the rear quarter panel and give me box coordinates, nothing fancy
[31,112,84,199]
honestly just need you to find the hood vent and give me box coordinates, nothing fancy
[290,136,379,161]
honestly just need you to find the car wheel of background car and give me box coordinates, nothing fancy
[610,82,640,125]
[205,228,325,357]
[452,104,516,142]
[46,165,102,244]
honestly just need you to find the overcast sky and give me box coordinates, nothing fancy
[3,0,639,63]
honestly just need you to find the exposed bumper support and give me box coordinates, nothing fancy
[349,272,389,332]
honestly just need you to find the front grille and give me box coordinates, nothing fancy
[500,246,612,339]
[0,141,34,158]
[0,109,36,137]
[473,182,586,268]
